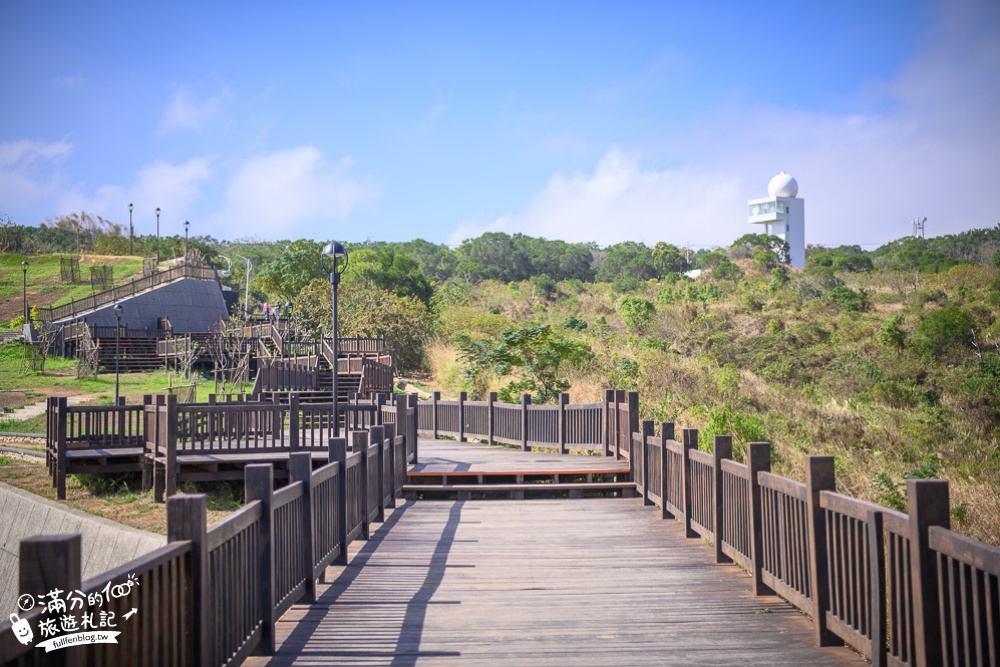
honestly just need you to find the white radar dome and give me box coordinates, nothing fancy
[767,171,799,198]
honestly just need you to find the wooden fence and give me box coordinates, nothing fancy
[417,391,607,454]
[0,421,409,667]
[630,418,1000,667]
[46,392,418,502]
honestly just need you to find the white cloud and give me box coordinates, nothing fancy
[158,86,231,134]
[466,0,1000,249]
[0,138,73,210]
[205,146,376,239]
[57,157,214,225]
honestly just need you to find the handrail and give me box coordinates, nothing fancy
[36,262,219,323]
[625,409,999,667]
[6,407,417,667]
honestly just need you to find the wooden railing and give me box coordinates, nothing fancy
[630,417,1000,667]
[358,354,394,396]
[417,391,606,454]
[251,358,319,397]
[46,392,416,501]
[1,423,404,667]
[36,263,219,322]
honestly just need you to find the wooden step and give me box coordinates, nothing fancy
[402,482,636,500]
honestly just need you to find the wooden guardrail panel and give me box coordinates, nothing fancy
[688,448,715,541]
[719,458,752,569]
[758,471,813,614]
[272,480,308,618]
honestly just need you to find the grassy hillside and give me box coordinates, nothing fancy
[427,262,1000,544]
[0,253,144,323]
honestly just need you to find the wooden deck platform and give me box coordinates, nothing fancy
[247,498,867,666]
[412,439,630,475]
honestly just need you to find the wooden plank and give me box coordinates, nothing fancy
[248,498,868,667]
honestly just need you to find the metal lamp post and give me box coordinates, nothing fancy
[21,261,28,321]
[155,207,161,264]
[184,221,190,260]
[322,242,348,437]
[128,203,134,255]
[113,303,123,404]
[235,254,252,319]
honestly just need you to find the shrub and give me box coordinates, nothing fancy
[913,306,975,357]
[876,313,906,349]
[828,286,867,312]
[618,295,656,331]
[639,336,670,352]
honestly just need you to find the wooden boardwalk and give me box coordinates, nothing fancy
[246,441,866,666]
[412,439,630,474]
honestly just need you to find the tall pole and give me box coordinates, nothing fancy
[331,271,339,437]
[128,203,134,255]
[21,261,28,321]
[155,207,161,264]
[184,221,190,260]
[114,305,123,404]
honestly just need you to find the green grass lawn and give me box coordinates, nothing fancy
[0,253,146,316]
[0,342,229,432]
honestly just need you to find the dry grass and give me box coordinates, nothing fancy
[0,452,236,535]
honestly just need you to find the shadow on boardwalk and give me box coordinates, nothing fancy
[249,498,866,667]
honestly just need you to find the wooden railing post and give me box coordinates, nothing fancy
[868,509,887,667]
[747,441,773,596]
[289,452,316,603]
[384,422,396,507]
[613,389,625,459]
[603,389,614,457]
[408,393,419,464]
[521,393,531,451]
[56,396,68,499]
[353,430,370,540]
[330,437,348,565]
[713,435,733,564]
[245,463,276,655]
[458,391,467,443]
[681,428,697,538]
[165,393,179,499]
[805,456,840,646]
[289,393,300,452]
[640,420,654,505]
[431,391,440,440]
[167,493,210,665]
[20,534,83,667]
[558,393,569,454]
[908,479,950,667]
[370,425,386,522]
[660,422,674,520]
[487,392,496,446]
[626,391,639,460]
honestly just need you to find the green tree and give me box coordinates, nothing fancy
[295,279,433,373]
[651,242,689,275]
[596,241,657,282]
[455,324,592,403]
[618,295,656,331]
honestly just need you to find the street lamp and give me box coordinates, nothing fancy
[322,241,348,438]
[184,220,190,261]
[235,254,252,319]
[21,261,28,322]
[113,303,123,404]
[155,207,161,264]
[128,203,134,255]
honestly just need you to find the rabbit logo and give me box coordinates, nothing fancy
[9,613,33,646]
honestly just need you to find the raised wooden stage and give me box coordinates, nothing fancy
[245,440,866,666]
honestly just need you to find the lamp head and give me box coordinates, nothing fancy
[285,301,293,309]
[184,220,190,229]
[21,261,27,268]
[155,207,161,215]
[113,304,123,317]
[128,202,133,212]
[322,241,349,274]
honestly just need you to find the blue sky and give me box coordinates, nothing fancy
[2,1,998,249]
